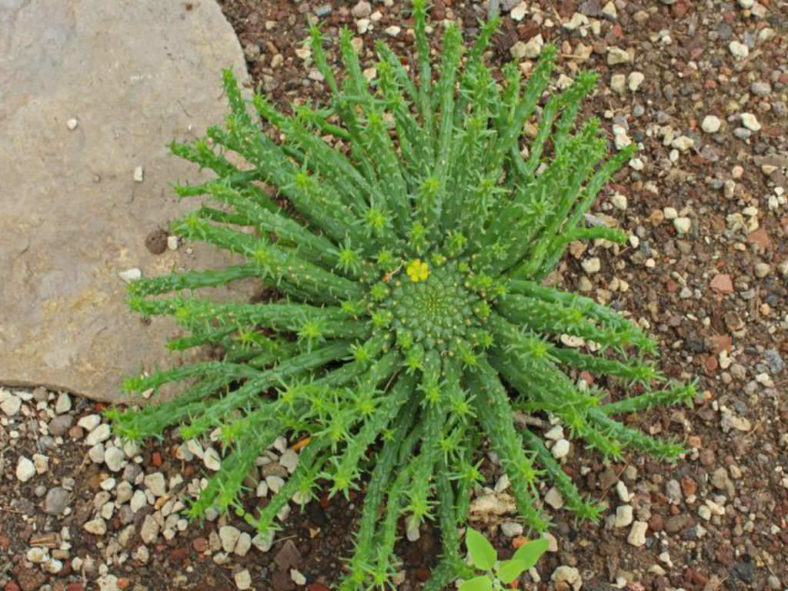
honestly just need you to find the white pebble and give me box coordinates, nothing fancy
[26,547,48,563]
[85,423,111,446]
[219,525,241,553]
[144,472,167,497]
[78,414,101,431]
[673,217,691,234]
[610,192,627,210]
[133,165,144,183]
[510,2,527,21]
[84,517,107,536]
[628,71,644,92]
[545,487,564,509]
[581,257,601,275]
[552,439,570,459]
[610,73,626,94]
[1,392,21,417]
[33,454,49,474]
[290,569,307,586]
[234,569,252,590]
[54,392,72,414]
[627,521,648,547]
[166,235,179,250]
[279,449,299,474]
[614,505,634,528]
[130,489,148,513]
[104,446,126,472]
[118,268,142,283]
[235,532,252,557]
[500,522,524,537]
[740,113,761,131]
[203,447,221,471]
[701,115,721,133]
[616,480,630,502]
[266,475,285,494]
[66,118,79,130]
[729,41,749,59]
[16,456,36,482]
[252,531,275,553]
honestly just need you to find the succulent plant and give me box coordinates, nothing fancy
[109,1,695,588]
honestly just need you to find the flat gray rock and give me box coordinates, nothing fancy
[0,0,253,402]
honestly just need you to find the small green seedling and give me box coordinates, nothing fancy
[460,528,549,590]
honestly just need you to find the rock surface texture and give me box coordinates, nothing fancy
[0,0,250,401]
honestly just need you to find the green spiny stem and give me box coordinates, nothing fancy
[600,381,696,415]
[243,436,329,533]
[469,360,547,532]
[179,340,353,439]
[587,409,686,459]
[127,265,259,297]
[519,427,603,521]
[506,280,654,351]
[496,293,649,352]
[341,401,421,590]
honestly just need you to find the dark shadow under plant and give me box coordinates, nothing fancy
[108,1,695,588]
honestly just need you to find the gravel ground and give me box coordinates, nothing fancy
[2,0,786,589]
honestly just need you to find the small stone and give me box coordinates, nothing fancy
[610,192,627,210]
[44,487,70,515]
[616,481,630,503]
[627,521,648,546]
[666,479,682,504]
[1,392,21,416]
[563,13,589,31]
[607,46,633,65]
[204,447,221,471]
[234,569,252,590]
[614,505,634,528]
[290,569,307,586]
[27,547,48,563]
[266,475,285,494]
[313,3,332,17]
[511,35,544,60]
[252,531,275,553]
[545,487,564,509]
[48,414,74,436]
[350,0,371,18]
[54,392,72,414]
[740,113,761,131]
[698,504,712,521]
[750,81,772,96]
[673,217,691,234]
[130,489,148,513]
[754,263,770,278]
[672,136,694,152]
[144,472,167,496]
[118,268,142,283]
[104,447,126,472]
[710,273,734,294]
[66,118,79,130]
[552,438,570,459]
[701,115,721,133]
[16,456,36,482]
[84,517,107,536]
[628,72,644,92]
[166,235,179,250]
[235,532,252,557]
[500,522,524,537]
[610,73,626,94]
[220,525,241,553]
[33,454,49,474]
[140,514,160,544]
[279,449,299,474]
[510,2,528,21]
[88,443,105,463]
[78,414,101,431]
[551,565,582,591]
[738,0,754,7]
[133,165,144,183]
[581,257,601,275]
[384,25,400,37]
[601,1,617,18]
[86,423,112,447]
[729,41,749,59]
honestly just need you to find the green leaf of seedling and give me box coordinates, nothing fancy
[511,537,550,570]
[466,527,497,571]
[498,559,527,584]
[458,575,493,591]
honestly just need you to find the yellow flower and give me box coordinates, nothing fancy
[405,259,430,282]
